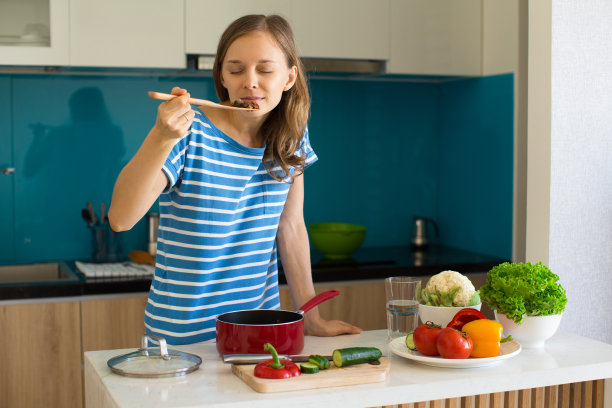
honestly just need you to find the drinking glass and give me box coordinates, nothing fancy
[385,276,420,340]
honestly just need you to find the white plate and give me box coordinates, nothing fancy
[389,336,521,368]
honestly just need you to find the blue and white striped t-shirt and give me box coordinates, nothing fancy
[144,110,317,345]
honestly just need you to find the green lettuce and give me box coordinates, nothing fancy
[479,262,567,324]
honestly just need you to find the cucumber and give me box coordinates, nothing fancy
[405,332,416,350]
[299,362,320,374]
[308,354,330,370]
[332,347,382,367]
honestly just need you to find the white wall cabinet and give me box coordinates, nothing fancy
[291,0,389,60]
[388,0,517,76]
[0,0,515,75]
[0,0,70,66]
[389,0,481,76]
[185,0,292,56]
[185,0,389,61]
[0,0,184,68]
[480,1,519,76]
[70,0,185,68]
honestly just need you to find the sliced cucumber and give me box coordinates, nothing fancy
[308,354,330,369]
[299,362,320,374]
[405,332,416,350]
[332,347,382,367]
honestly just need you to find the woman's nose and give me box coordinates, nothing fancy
[243,70,258,89]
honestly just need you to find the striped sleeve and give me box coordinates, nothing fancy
[299,127,318,170]
[162,131,191,189]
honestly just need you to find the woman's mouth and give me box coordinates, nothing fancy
[241,96,263,103]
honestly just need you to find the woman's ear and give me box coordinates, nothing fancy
[283,66,298,91]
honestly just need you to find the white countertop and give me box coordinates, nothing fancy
[84,330,612,408]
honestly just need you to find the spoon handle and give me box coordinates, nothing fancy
[147,91,255,111]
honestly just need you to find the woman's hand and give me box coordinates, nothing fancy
[304,314,363,337]
[153,86,195,140]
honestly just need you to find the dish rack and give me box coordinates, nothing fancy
[75,261,154,279]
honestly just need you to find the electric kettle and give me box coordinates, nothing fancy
[411,216,439,250]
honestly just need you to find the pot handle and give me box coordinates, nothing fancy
[298,290,339,314]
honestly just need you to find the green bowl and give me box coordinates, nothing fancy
[308,223,367,259]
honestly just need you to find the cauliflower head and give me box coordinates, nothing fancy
[420,270,480,307]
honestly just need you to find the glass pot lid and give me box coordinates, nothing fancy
[107,334,202,378]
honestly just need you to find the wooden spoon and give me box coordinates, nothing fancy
[148,91,258,111]
[129,250,156,266]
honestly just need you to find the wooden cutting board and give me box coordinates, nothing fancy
[232,358,390,393]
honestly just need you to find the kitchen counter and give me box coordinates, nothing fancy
[0,245,506,301]
[84,329,612,408]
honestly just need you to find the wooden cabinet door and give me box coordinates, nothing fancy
[81,295,148,352]
[280,280,387,331]
[0,301,82,408]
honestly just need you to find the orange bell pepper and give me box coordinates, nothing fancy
[461,319,504,358]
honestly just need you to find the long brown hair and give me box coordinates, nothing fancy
[213,14,310,182]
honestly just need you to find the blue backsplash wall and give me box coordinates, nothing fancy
[437,75,514,257]
[0,72,513,264]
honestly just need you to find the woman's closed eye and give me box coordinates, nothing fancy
[257,63,276,74]
[229,69,273,75]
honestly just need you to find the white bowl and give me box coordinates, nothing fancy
[418,303,482,327]
[495,311,563,348]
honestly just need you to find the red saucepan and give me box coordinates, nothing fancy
[216,290,340,355]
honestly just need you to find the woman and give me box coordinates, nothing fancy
[108,14,362,345]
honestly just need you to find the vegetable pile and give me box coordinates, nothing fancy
[419,270,480,307]
[479,262,567,324]
[407,308,511,359]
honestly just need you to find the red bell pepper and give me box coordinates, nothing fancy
[446,308,486,331]
[253,343,301,379]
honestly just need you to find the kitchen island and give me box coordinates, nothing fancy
[1,245,508,408]
[84,329,612,408]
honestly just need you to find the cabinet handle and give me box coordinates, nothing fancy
[1,168,15,175]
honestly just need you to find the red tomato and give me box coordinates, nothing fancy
[436,328,473,359]
[413,322,442,356]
